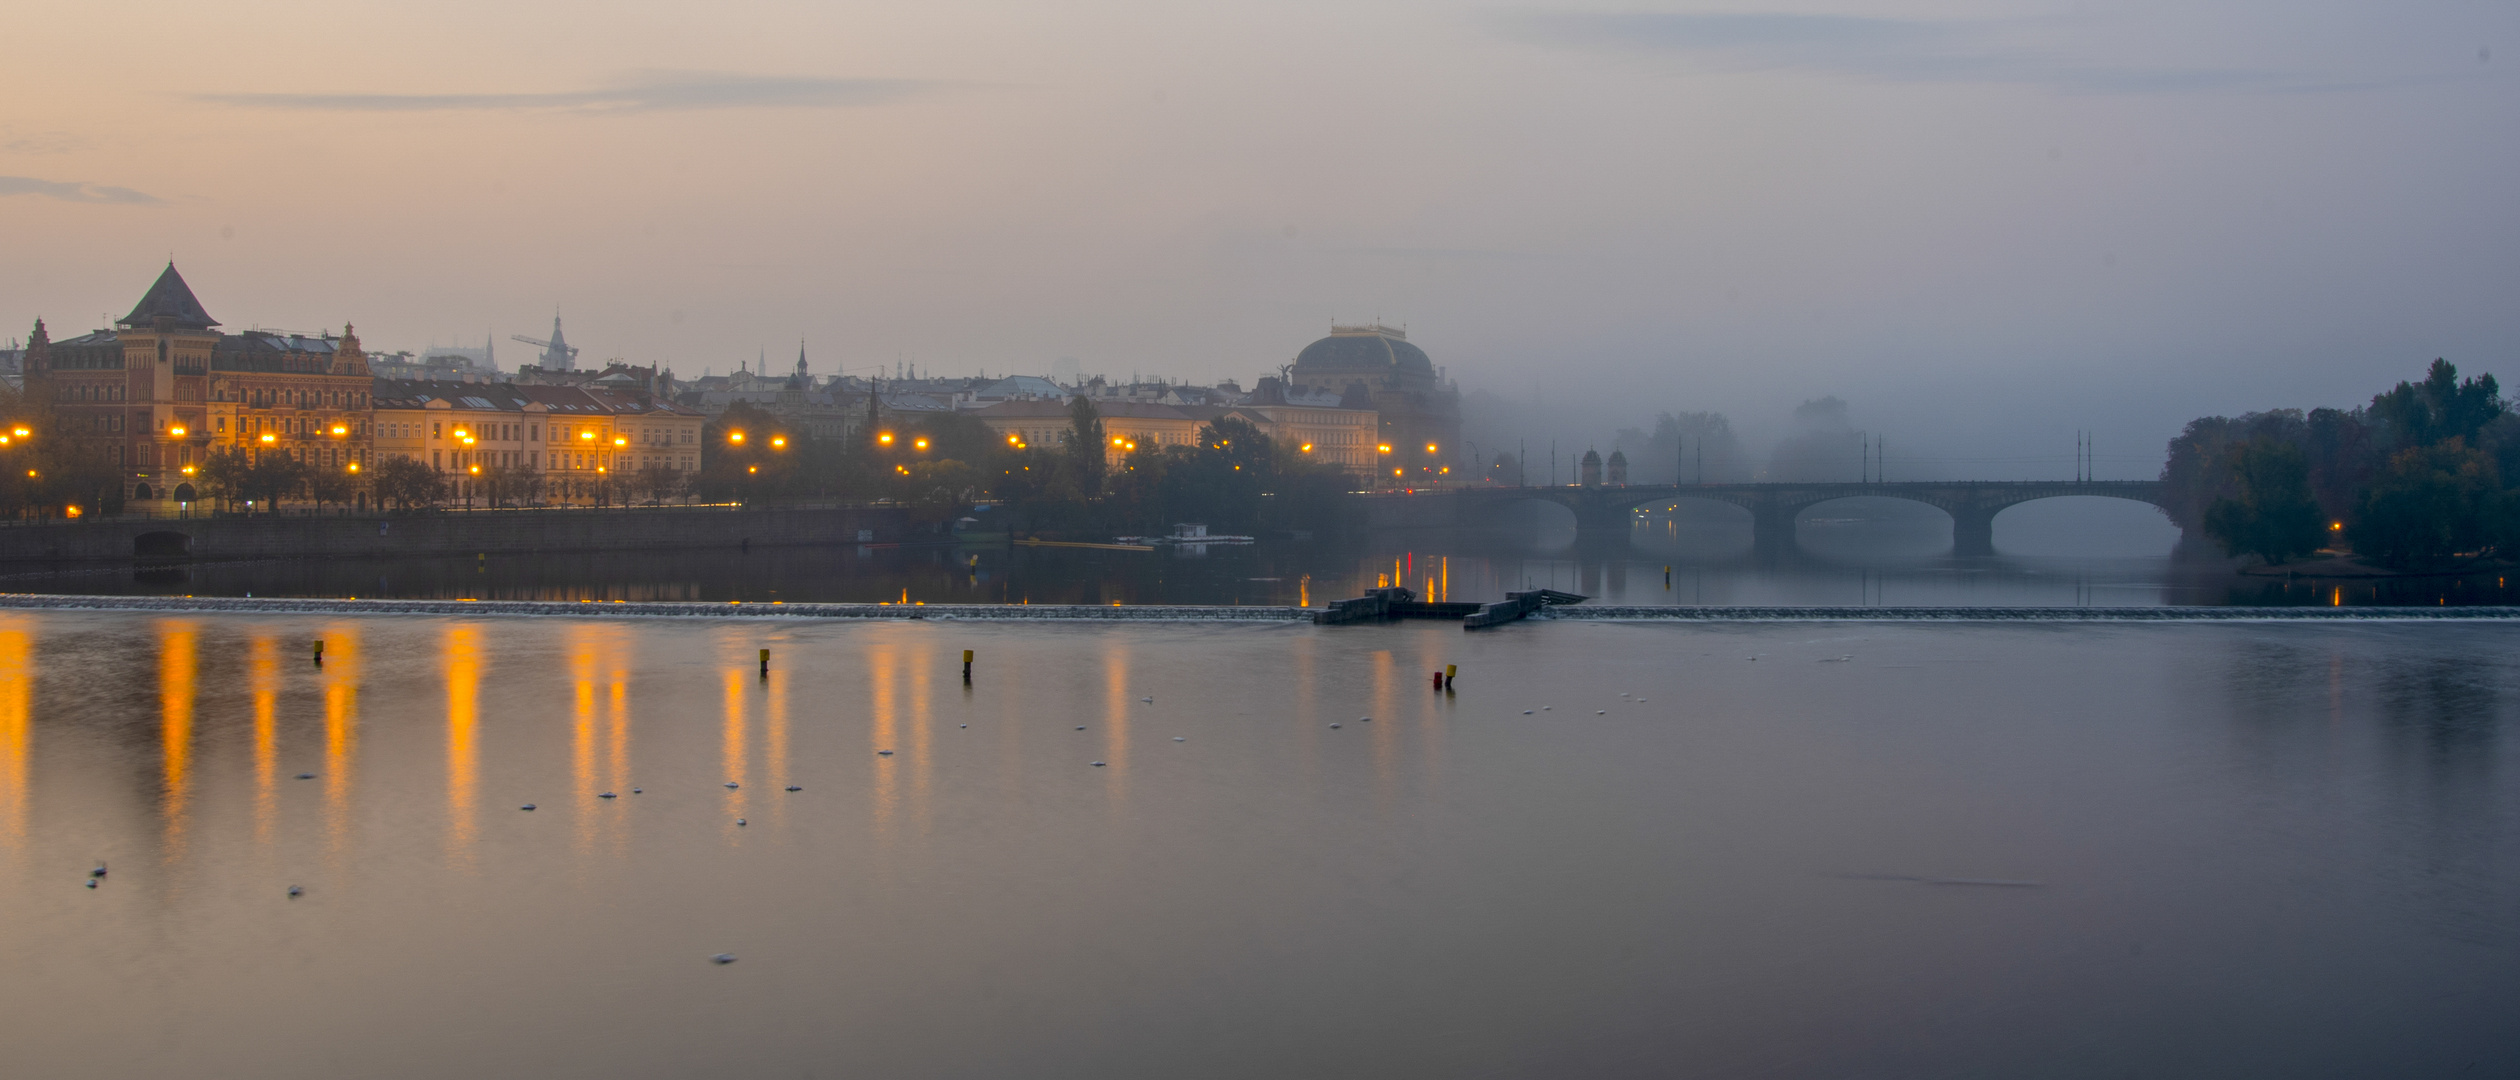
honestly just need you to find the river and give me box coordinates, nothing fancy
[0,611,2512,1077]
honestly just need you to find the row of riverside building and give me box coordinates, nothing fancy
[22,265,704,507]
[15,265,1462,508]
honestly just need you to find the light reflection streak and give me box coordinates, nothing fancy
[444,624,481,865]
[0,619,31,853]
[908,643,931,831]
[869,641,898,830]
[1371,646,1397,804]
[766,660,789,827]
[722,659,747,839]
[572,628,600,853]
[1103,640,1129,803]
[321,624,360,857]
[249,633,279,846]
[159,622,197,861]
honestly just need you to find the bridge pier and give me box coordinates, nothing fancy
[1951,506,1997,557]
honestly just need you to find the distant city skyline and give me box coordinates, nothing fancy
[3,1,2512,473]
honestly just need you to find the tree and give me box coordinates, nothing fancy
[198,447,250,512]
[371,456,446,513]
[239,453,309,510]
[634,464,681,506]
[2201,437,2326,564]
[1065,396,1106,495]
[305,463,357,512]
[2370,359,2502,450]
[2351,438,2502,567]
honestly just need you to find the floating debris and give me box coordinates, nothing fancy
[737,818,747,826]
[599,792,616,799]
[632,788,643,794]
[90,863,107,878]
[287,886,303,897]
[724,782,740,789]
[1141,696,1153,703]
[1542,706,1552,711]
[521,804,537,811]
[711,954,737,964]
[877,750,894,756]
[1597,710,1607,715]
[1090,761,1106,767]
[784,785,802,792]
[1329,723,1341,729]
[1075,726,1087,731]
[1523,710,1534,715]
[1359,717,1371,723]
[960,724,968,728]
[84,880,96,889]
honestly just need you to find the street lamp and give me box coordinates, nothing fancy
[913,437,929,451]
[728,431,746,444]
[878,432,894,446]
[770,435,786,448]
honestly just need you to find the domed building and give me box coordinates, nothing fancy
[1284,324,1460,485]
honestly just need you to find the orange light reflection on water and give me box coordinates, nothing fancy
[321,625,360,857]
[444,625,481,865]
[0,620,30,853]
[159,622,197,862]
[250,634,279,847]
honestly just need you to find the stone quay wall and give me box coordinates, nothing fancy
[0,506,920,564]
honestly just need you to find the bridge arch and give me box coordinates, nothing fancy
[1986,495,2179,556]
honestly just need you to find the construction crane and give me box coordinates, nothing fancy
[511,315,580,371]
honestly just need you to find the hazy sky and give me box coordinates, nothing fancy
[3,0,2511,476]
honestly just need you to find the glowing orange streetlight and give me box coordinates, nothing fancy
[1300,443,1313,453]
[260,433,277,444]
[10,427,26,438]
[64,506,80,518]
[1378,443,1392,454]
[728,431,746,444]
[877,432,894,446]
[1425,443,1437,454]
[580,430,596,441]
[913,437,929,451]
[169,426,187,437]
[347,462,360,473]
[770,435,786,448]
[330,425,347,437]
[613,436,627,448]
[747,465,758,475]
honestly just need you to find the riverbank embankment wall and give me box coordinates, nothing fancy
[0,506,920,564]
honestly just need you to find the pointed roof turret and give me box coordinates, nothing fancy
[119,263,219,330]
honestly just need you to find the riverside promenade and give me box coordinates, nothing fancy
[0,505,918,564]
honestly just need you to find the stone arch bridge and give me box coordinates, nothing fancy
[1366,481,2175,556]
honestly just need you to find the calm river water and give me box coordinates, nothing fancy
[1,611,2513,1077]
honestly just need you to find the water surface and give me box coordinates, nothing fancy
[1,612,2513,1077]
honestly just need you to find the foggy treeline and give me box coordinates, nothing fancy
[1463,389,1907,486]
